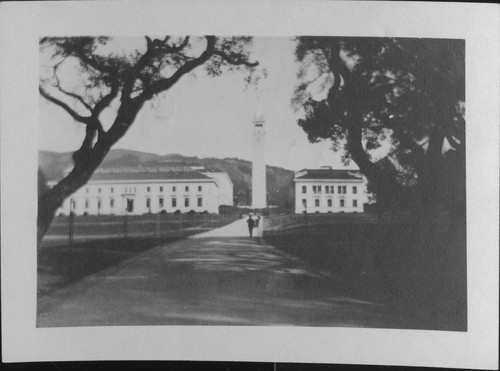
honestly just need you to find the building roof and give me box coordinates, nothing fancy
[295,169,363,181]
[89,170,212,182]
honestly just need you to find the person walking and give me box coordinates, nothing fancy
[247,215,255,237]
[255,215,261,228]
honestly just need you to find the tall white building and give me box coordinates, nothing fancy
[293,167,367,214]
[50,167,233,216]
[252,111,267,209]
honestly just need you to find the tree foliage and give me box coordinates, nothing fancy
[38,35,260,242]
[293,37,465,212]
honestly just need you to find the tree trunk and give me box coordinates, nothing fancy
[414,127,445,218]
[37,101,144,245]
[345,114,406,213]
[37,149,111,245]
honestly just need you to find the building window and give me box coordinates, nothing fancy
[111,187,114,193]
[98,199,102,209]
[198,186,202,192]
[184,197,189,207]
[185,186,189,192]
[126,199,134,212]
[327,199,332,207]
[85,199,89,209]
[147,186,150,192]
[98,188,102,193]
[302,199,307,208]
[71,199,76,210]
[172,198,177,208]
[353,200,358,207]
[146,198,151,209]
[342,186,347,194]
[318,186,322,193]
[330,186,334,194]
[313,186,317,194]
[352,186,357,194]
[173,186,176,192]
[159,198,164,208]
[302,186,306,194]
[197,197,202,207]
[110,198,114,208]
[315,199,320,207]
[338,186,342,194]
[325,186,329,194]
[340,199,345,207]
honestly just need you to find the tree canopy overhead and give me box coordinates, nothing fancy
[38,35,260,242]
[293,36,465,212]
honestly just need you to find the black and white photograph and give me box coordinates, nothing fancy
[36,34,467,331]
[1,1,498,369]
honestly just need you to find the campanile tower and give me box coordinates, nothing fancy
[252,108,267,209]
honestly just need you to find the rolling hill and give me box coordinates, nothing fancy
[38,149,295,207]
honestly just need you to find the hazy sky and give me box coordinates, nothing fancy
[39,37,357,171]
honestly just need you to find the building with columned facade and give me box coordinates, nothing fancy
[293,167,367,213]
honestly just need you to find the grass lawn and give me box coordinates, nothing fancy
[37,236,189,299]
[38,213,238,298]
[264,213,467,331]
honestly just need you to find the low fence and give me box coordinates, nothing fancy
[262,211,456,235]
[43,213,239,247]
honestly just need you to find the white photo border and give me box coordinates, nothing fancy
[1,1,498,369]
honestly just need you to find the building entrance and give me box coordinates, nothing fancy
[126,199,134,213]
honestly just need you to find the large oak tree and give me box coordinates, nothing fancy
[38,36,259,243]
[293,37,465,214]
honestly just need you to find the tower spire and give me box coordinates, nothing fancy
[252,97,267,209]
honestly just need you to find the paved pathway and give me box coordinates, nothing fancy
[190,215,262,238]
[38,218,413,328]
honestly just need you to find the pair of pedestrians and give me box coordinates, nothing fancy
[246,215,261,237]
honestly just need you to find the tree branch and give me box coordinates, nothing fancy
[93,80,120,118]
[121,38,159,100]
[149,36,190,54]
[320,41,352,90]
[53,62,93,112]
[39,86,91,124]
[213,50,259,67]
[147,36,217,97]
[77,53,115,75]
